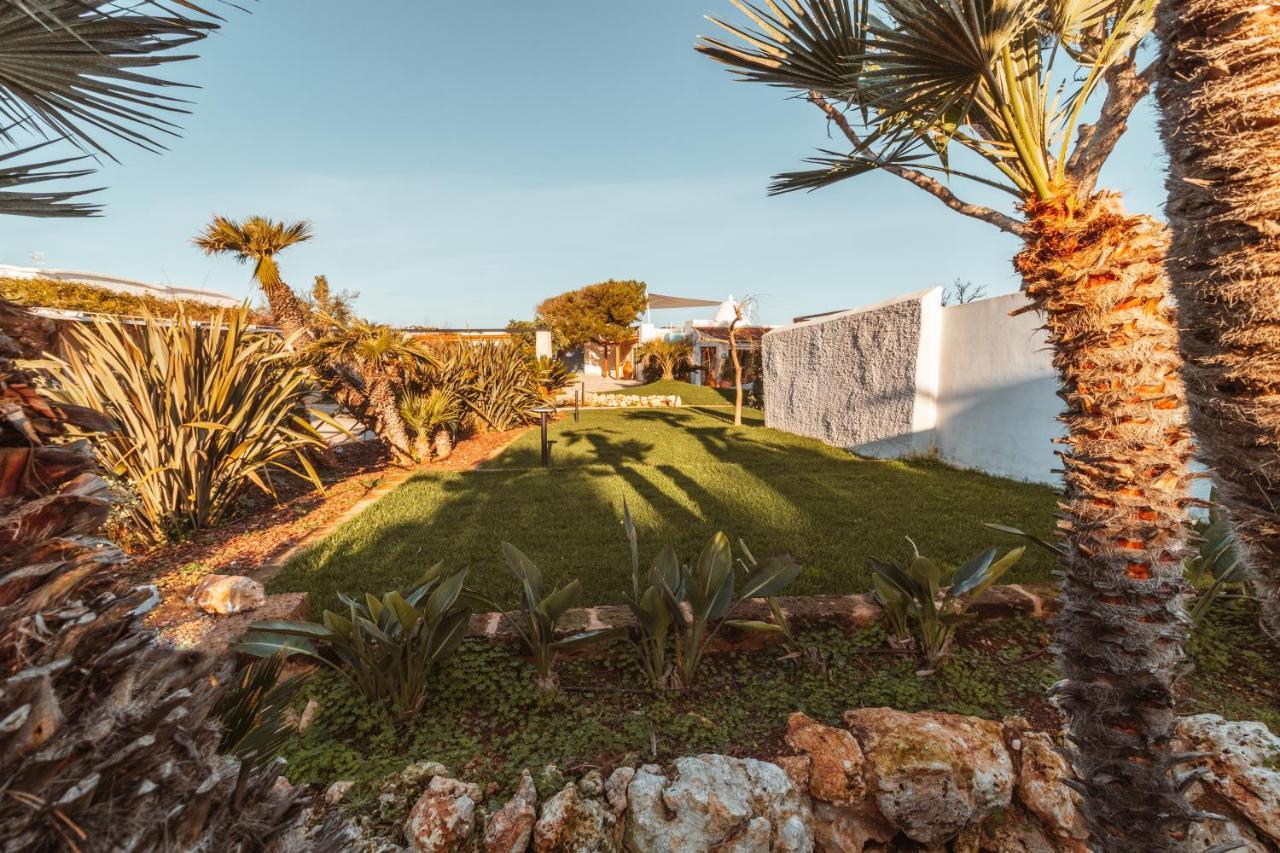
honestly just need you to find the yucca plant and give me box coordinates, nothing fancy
[1184,500,1245,625]
[870,540,1025,665]
[637,338,694,381]
[38,306,326,546]
[531,355,574,397]
[498,543,623,692]
[213,653,311,774]
[425,342,545,432]
[238,563,475,718]
[621,502,803,689]
[400,386,464,461]
[699,2,1200,845]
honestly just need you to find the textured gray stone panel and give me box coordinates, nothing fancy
[763,296,924,456]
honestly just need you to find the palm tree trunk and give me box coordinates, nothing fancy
[1015,192,1197,851]
[1155,0,1280,641]
[367,376,415,463]
[432,428,454,461]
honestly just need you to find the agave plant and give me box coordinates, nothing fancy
[622,502,803,689]
[39,306,327,545]
[870,540,1025,665]
[400,386,464,461]
[498,543,623,692]
[238,563,475,717]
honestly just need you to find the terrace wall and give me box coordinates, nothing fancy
[763,287,1064,485]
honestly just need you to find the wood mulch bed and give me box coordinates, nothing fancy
[124,428,528,638]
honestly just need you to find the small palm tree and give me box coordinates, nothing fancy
[1155,2,1280,640]
[194,216,314,336]
[304,316,432,462]
[700,1,1197,846]
[400,387,464,461]
[638,338,694,381]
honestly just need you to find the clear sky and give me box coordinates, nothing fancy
[1,1,1171,327]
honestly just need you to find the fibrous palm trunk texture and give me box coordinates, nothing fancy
[1155,0,1280,641]
[0,300,314,851]
[1015,194,1199,851]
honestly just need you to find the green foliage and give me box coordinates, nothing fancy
[637,339,694,381]
[536,279,646,348]
[531,356,573,395]
[213,653,311,773]
[41,306,325,545]
[622,502,803,689]
[420,342,547,432]
[505,319,567,355]
[301,275,359,325]
[400,387,464,456]
[498,543,623,691]
[871,539,1024,665]
[1186,497,1246,624]
[0,275,256,322]
[239,562,477,718]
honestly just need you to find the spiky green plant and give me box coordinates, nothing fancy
[400,387,464,461]
[637,339,694,381]
[39,306,325,545]
[423,342,546,432]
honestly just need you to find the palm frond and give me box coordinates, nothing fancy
[0,0,223,158]
[696,0,867,98]
[0,139,101,215]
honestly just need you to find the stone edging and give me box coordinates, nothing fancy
[465,582,1059,645]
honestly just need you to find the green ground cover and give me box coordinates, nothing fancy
[270,407,1060,612]
[603,379,733,405]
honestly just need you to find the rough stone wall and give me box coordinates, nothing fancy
[763,292,929,457]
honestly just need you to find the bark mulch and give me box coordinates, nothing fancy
[126,428,528,642]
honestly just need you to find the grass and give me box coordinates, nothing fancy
[270,407,1060,612]
[603,379,734,405]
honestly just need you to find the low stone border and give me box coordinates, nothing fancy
[465,582,1059,647]
[579,392,682,408]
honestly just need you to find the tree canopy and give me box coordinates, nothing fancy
[536,280,646,347]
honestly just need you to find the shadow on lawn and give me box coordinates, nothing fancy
[273,409,1062,613]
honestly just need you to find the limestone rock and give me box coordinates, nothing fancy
[624,755,813,852]
[403,776,480,853]
[810,800,896,853]
[484,770,536,853]
[1014,732,1087,848]
[324,780,355,806]
[1176,714,1280,844]
[189,573,265,615]
[603,766,634,817]
[533,782,615,852]
[784,713,867,803]
[843,707,1013,846]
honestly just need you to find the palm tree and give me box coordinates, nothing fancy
[400,387,464,461]
[194,216,315,336]
[0,1,220,217]
[305,316,432,462]
[1154,3,1280,640]
[699,2,1197,847]
[638,338,694,380]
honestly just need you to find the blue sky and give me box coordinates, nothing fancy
[2,1,1170,326]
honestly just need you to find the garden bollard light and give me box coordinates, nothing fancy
[574,388,580,422]
[533,407,554,467]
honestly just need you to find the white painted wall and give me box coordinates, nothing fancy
[762,289,1065,486]
[935,293,1062,484]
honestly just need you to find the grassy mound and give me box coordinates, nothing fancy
[604,379,734,405]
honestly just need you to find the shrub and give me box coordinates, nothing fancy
[239,562,476,718]
[870,539,1024,666]
[400,386,464,460]
[499,542,622,692]
[420,342,546,432]
[39,306,325,545]
[621,501,803,689]
[0,274,265,322]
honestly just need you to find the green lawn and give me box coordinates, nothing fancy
[270,407,1061,612]
[604,379,733,405]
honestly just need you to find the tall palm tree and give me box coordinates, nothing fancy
[194,215,315,336]
[699,2,1198,848]
[0,1,221,217]
[1154,2,1280,640]
[305,315,432,461]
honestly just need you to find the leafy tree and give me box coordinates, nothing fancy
[1155,1,1280,641]
[700,1,1199,847]
[537,279,646,378]
[303,274,359,326]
